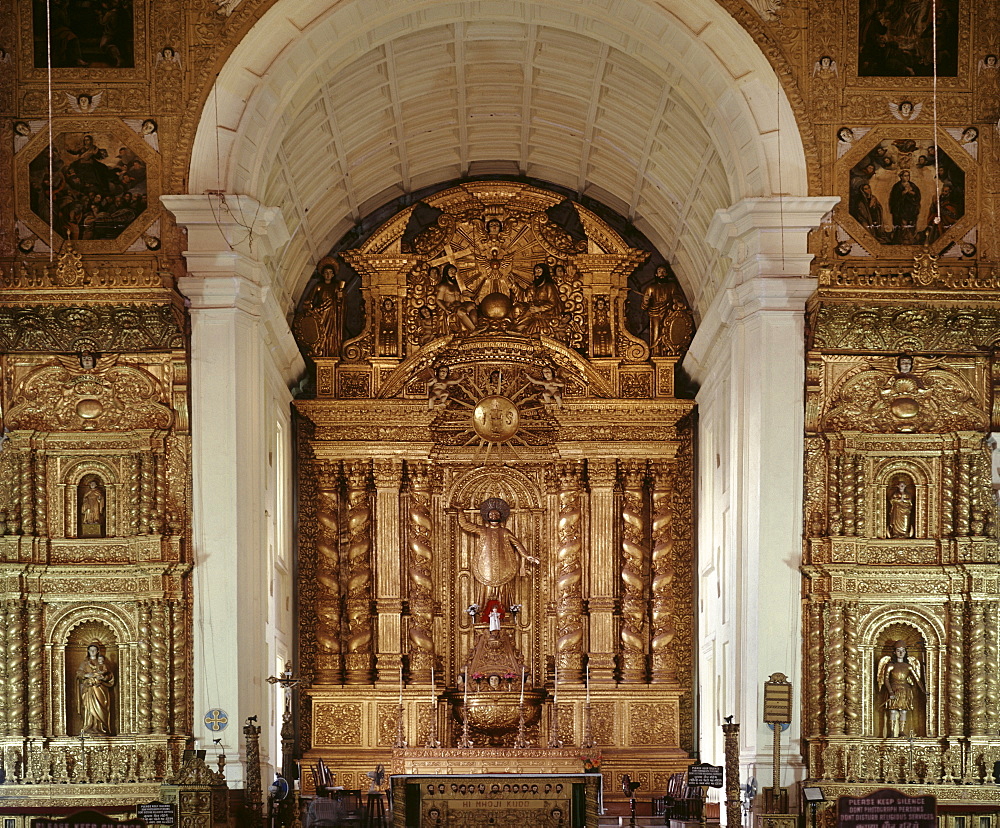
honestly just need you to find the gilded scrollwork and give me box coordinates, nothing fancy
[823,358,987,434]
[6,357,173,432]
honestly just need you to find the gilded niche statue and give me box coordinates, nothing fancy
[458,498,539,609]
[877,640,924,737]
[77,643,115,735]
[887,479,914,538]
[79,478,105,537]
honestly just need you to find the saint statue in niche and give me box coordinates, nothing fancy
[887,478,914,538]
[458,497,539,609]
[77,642,115,735]
[295,257,346,357]
[876,640,924,737]
[79,476,105,538]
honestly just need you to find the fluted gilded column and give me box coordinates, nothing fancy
[947,601,964,736]
[619,461,647,682]
[824,602,845,735]
[586,458,618,682]
[555,461,584,682]
[406,462,435,680]
[314,462,343,682]
[650,460,677,683]
[137,601,152,733]
[344,461,374,684]
[372,459,404,684]
[26,602,43,738]
[844,601,861,735]
[6,602,24,736]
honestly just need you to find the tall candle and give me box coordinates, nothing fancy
[399,664,404,705]
[519,668,525,704]
[463,669,468,708]
[586,663,591,704]
[553,659,558,704]
[430,666,435,707]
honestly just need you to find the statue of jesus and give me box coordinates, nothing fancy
[458,497,539,609]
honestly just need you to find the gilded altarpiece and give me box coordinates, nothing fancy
[294,182,696,805]
[0,247,194,805]
[802,257,1000,811]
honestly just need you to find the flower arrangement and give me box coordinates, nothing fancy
[502,671,518,681]
[471,672,485,681]
[580,753,602,772]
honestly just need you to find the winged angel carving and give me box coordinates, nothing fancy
[823,359,986,433]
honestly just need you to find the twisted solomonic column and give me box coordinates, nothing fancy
[649,461,677,683]
[344,461,375,684]
[555,461,584,682]
[619,461,648,683]
[314,462,343,683]
[406,462,435,680]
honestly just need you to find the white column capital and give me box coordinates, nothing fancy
[161,193,290,264]
[707,196,840,258]
[164,194,304,386]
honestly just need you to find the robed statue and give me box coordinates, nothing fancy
[458,497,539,609]
[77,643,115,735]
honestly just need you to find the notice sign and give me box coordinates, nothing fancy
[687,763,724,788]
[763,673,793,723]
[137,802,176,826]
[838,789,936,828]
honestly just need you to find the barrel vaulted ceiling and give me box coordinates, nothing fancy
[189,0,808,319]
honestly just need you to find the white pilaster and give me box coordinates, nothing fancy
[685,197,838,794]
[161,194,304,785]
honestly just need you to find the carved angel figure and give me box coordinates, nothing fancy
[889,100,922,121]
[65,91,104,113]
[813,56,838,77]
[877,641,924,738]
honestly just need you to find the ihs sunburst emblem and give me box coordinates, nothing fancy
[428,364,561,460]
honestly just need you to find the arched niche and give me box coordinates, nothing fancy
[49,607,136,738]
[66,623,119,737]
[859,607,944,739]
[62,459,120,539]
[870,458,933,540]
[444,465,545,673]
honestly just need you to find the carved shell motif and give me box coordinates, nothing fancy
[823,363,986,433]
[6,358,173,431]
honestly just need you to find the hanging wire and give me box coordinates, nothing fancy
[46,0,54,260]
[931,0,942,236]
[776,74,786,272]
